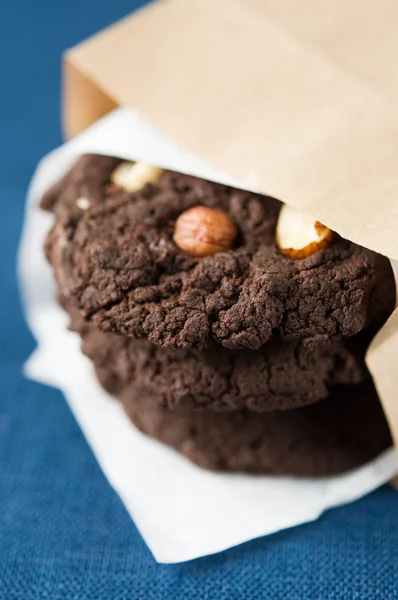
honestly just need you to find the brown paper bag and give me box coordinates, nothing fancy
[63,0,398,449]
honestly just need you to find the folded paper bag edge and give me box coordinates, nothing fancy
[62,0,174,139]
[63,58,118,139]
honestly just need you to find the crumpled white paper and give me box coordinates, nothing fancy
[19,107,398,563]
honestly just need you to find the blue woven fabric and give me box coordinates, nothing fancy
[1,1,398,597]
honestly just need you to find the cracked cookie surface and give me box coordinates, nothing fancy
[56,298,391,474]
[42,155,395,350]
[76,310,368,412]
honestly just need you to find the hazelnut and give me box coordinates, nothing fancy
[173,206,238,257]
[111,161,163,192]
[276,203,333,259]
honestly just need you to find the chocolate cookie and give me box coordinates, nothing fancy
[42,155,395,351]
[120,381,392,476]
[78,319,367,412]
[60,294,368,412]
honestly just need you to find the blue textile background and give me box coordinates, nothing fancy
[1,1,398,598]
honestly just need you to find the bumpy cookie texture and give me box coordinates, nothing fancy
[65,295,391,474]
[78,317,368,412]
[120,381,392,476]
[42,155,395,350]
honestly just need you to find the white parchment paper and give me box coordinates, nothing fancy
[19,107,398,563]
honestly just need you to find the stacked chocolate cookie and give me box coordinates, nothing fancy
[41,155,395,476]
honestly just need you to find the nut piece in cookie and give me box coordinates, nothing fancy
[173,205,238,257]
[276,203,333,259]
[111,161,163,192]
[76,197,91,211]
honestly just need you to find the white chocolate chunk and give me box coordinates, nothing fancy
[76,197,91,210]
[111,161,163,192]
